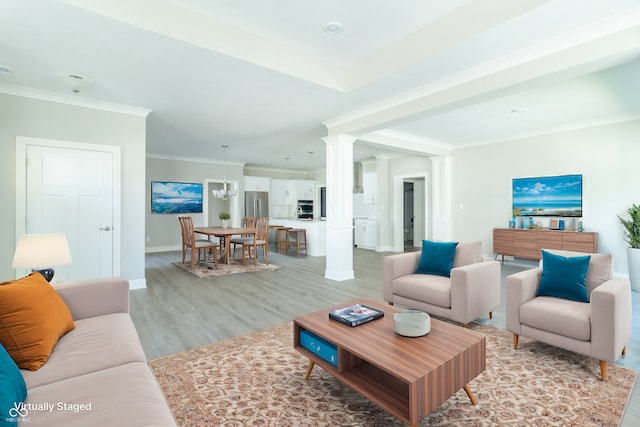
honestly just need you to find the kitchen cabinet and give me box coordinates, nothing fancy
[294,179,315,200]
[363,172,377,204]
[244,176,270,192]
[354,218,378,250]
[270,179,292,205]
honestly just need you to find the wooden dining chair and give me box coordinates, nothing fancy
[178,216,220,270]
[241,217,269,265]
[230,216,257,259]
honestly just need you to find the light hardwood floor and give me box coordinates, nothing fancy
[132,246,639,426]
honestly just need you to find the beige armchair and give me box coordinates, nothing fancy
[506,249,631,380]
[383,241,501,327]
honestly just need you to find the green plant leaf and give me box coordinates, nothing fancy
[618,204,640,248]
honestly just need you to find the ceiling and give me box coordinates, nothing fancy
[1,0,640,171]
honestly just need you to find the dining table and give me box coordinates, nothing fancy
[194,227,256,265]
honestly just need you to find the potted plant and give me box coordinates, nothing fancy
[219,211,231,229]
[618,203,640,291]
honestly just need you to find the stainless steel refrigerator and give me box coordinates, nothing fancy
[245,191,269,218]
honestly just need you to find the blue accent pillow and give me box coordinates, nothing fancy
[416,240,459,277]
[0,342,27,425]
[537,250,591,302]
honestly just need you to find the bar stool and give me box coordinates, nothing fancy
[275,226,291,254]
[286,229,307,256]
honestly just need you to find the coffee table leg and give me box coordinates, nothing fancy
[304,360,315,381]
[463,385,478,405]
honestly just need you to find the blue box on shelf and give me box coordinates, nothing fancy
[299,330,337,367]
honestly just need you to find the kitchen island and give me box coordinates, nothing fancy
[269,219,326,256]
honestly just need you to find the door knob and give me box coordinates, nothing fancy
[99,226,111,231]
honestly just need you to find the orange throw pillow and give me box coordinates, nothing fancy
[0,273,75,370]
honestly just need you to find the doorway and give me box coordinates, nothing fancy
[393,174,428,252]
[15,137,121,281]
[403,182,415,249]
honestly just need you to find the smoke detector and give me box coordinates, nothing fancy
[59,73,93,94]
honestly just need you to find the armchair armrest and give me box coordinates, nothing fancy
[506,268,542,334]
[383,252,421,302]
[53,278,130,321]
[450,260,501,325]
[590,278,632,362]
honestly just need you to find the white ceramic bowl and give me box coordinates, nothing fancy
[394,310,431,337]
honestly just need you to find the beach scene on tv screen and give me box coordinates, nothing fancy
[151,181,203,214]
[512,174,582,217]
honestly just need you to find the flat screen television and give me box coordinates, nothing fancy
[512,174,582,217]
[151,181,203,214]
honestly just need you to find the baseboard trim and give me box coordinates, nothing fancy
[324,269,355,281]
[129,278,147,290]
[146,245,181,253]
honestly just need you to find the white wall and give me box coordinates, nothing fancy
[146,156,244,251]
[451,119,640,277]
[0,93,148,283]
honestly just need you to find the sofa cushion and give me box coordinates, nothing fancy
[416,240,458,277]
[25,362,176,427]
[520,296,591,341]
[537,250,590,303]
[0,273,75,370]
[541,249,613,295]
[452,241,482,268]
[1,342,27,423]
[393,274,451,309]
[20,313,147,389]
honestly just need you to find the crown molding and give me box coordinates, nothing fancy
[0,82,151,117]
[452,114,640,150]
[146,152,245,167]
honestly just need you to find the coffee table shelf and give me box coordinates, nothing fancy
[340,362,410,420]
[293,300,485,426]
[295,327,412,422]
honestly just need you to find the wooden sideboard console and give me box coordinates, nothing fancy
[493,228,597,260]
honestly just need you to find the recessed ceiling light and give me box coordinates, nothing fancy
[323,21,343,34]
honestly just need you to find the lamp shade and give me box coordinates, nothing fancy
[12,234,72,269]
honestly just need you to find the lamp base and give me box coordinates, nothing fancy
[32,268,55,282]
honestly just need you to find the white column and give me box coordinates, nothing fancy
[430,155,453,241]
[323,134,356,281]
[375,155,391,251]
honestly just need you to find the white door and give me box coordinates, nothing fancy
[23,144,114,281]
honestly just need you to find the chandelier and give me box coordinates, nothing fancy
[212,145,237,200]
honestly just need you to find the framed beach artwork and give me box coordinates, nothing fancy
[151,181,203,214]
[512,174,583,217]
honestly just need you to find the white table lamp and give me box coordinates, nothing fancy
[12,233,72,282]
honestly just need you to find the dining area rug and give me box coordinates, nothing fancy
[150,322,636,426]
[173,260,280,278]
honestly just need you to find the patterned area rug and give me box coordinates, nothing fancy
[173,260,281,278]
[150,322,636,426]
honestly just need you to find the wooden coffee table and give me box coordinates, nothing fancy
[293,299,486,426]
